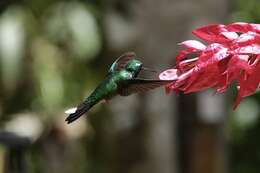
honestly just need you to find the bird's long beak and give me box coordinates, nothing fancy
[141,67,158,73]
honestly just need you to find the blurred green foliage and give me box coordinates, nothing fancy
[0,1,112,173]
[0,1,103,117]
[231,0,260,23]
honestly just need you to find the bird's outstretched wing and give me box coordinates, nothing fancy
[109,52,137,73]
[119,79,176,96]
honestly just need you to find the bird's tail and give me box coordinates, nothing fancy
[65,99,96,124]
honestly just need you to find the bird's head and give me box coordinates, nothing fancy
[125,60,143,77]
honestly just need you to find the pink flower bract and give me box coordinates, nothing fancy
[159,22,260,109]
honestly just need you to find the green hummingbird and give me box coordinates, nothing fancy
[65,52,176,124]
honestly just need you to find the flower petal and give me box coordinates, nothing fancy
[227,22,260,34]
[220,31,239,40]
[179,40,206,50]
[192,24,230,42]
[159,69,179,80]
[162,23,260,109]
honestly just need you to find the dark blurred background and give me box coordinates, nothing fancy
[0,0,259,173]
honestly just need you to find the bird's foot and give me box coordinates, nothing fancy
[100,99,109,104]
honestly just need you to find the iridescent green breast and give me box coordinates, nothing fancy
[89,70,132,101]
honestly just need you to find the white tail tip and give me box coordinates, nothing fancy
[65,107,77,114]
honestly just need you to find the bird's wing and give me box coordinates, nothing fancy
[119,78,175,96]
[109,52,137,73]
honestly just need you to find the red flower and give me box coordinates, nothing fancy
[160,22,260,109]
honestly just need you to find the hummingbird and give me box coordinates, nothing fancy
[65,52,176,124]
